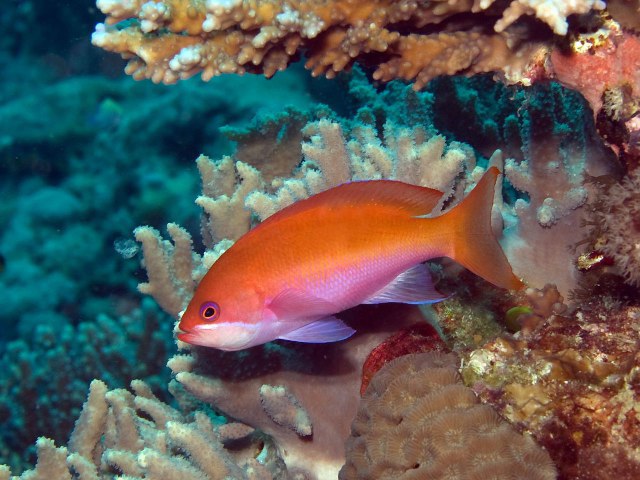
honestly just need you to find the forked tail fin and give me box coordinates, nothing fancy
[436,167,523,290]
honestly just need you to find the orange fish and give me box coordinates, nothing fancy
[178,167,522,350]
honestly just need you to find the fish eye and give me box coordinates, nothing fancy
[199,301,220,322]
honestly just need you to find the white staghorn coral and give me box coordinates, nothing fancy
[259,384,312,437]
[2,379,279,479]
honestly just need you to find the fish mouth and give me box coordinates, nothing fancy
[175,325,199,344]
[175,324,228,348]
[175,322,260,351]
[176,330,195,343]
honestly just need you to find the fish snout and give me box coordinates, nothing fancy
[176,329,195,343]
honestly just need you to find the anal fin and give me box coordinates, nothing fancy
[278,317,355,343]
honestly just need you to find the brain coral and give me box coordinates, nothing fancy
[340,352,556,480]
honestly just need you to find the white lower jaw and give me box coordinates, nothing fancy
[179,322,260,351]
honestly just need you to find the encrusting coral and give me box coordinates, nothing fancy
[91,0,605,88]
[457,286,640,479]
[340,351,557,480]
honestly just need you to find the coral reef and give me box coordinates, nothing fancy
[137,104,610,317]
[91,0,605,88]
[126,88,585,476]
[0,379,282,479]
[460,289,640,479]
[121,72,632,476]
[4,55,619,475]
[135,117,484,318]
[0,300,174,474]
[167,303,429,479]
[583,168,640,286]
[6,2,640,476]
[340,351,557,479]
[360,322,448,395]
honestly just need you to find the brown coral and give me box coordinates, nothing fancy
[462,300,640,479]
[91,0,606,88]
[597,169,640,285]
[340,352,557,480]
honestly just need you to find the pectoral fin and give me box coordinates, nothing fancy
[278,317,355,343]
[363,263,447,305]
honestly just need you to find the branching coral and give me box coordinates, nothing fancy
[0,299,173,474]
[166,304,430,479]
[91,0,605,88]
[340,351,556,479]
[1,378,282,479]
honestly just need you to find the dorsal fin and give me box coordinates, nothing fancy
[258,180,444,230]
